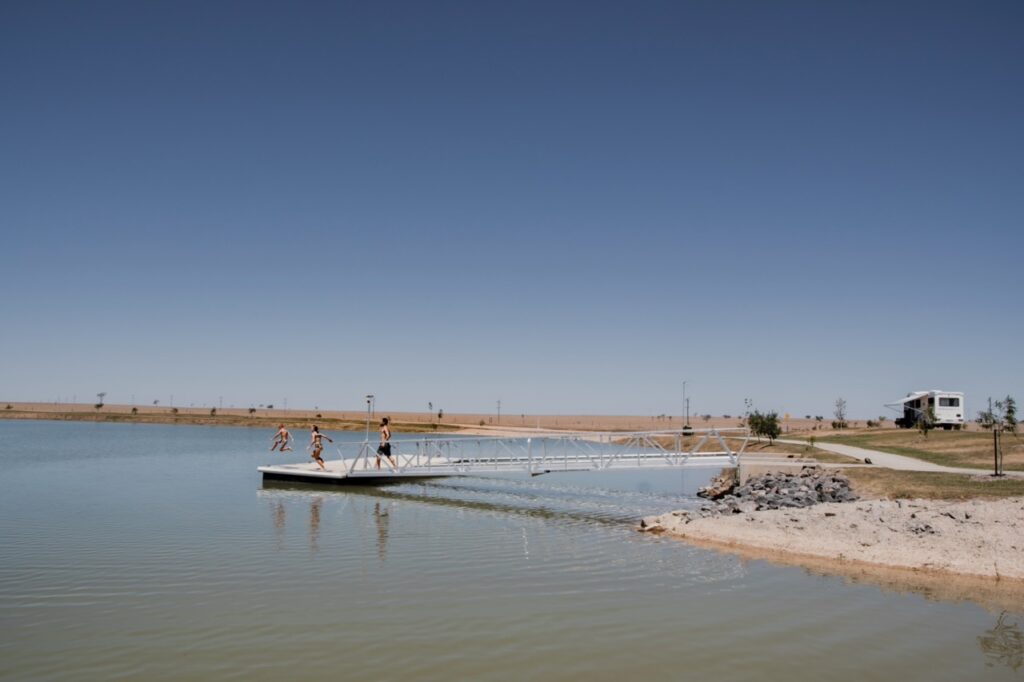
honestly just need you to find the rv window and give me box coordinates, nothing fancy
[939,397,960,407]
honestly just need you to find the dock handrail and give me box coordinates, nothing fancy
[334,427,748,477]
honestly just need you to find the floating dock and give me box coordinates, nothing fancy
[258,429,747,485]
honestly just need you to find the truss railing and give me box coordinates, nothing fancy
[334,428,748,476]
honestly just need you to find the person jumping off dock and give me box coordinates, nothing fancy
[271,425,292,452]
[376,417,398,471]
[309,425,332,470]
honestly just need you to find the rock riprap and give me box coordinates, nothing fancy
[640,466,857,531]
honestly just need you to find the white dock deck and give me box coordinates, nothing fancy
[258,429,746,485]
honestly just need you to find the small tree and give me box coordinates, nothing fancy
[171,407,179,415]
[748,410,781,444]
[438,409,444,421]
[210,408,217,416]
[131,407,138,415]
[978,407,996,429]
[999,395,1017,434]
[833,398,848,429]
[153,400,159,406]
[702,414,711,423]
[918,405,936,438]
[248,407,256,417]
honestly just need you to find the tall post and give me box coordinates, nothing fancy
[682,380,687,428]
[497,399,501,424]
[993,425,1003,477]
[365,394,374,442]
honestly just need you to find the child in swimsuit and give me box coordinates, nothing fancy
[271,425,292,451]
[309,425,332,470]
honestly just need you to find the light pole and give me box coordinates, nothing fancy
[682,380,688,428]
[497,399,501,424]
[365,395,375,441]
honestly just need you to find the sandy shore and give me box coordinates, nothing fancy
[643,497,1024,583]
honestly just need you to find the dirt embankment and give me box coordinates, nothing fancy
[643,496,1024,582]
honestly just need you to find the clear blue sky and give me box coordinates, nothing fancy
[2,1,1021,419]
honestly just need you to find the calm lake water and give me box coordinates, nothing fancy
[1,420,1021,680]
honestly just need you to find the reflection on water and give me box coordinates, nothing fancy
[980,612,1024,671]
[374,501,391,562]
[309,496,323,555]
[3,421,1024,681]
[272,500,286,550]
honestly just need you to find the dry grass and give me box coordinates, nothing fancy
[846,468,1024,500]
[0,403,823,433]
[0,403,445,433]
[821,428,1024,471]
[740,440,859,463]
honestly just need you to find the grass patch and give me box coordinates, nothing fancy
[846,468,1024,500]
[819,429,1024,471]
[741,441,859,464]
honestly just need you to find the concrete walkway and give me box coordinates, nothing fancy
[776,438,1023,478]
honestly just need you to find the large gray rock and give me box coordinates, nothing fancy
[697,470,738,500]
[682,466,859,520]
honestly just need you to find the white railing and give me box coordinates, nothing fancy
[334,428,748,477]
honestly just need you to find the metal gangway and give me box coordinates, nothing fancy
[258,428,749,484]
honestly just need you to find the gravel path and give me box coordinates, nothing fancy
[777,438,1024,477]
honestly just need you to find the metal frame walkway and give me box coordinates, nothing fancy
[258,428,749,484]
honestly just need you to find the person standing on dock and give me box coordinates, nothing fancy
[270,425,292,452]
[376,417,398,470]
[309,425,332,470]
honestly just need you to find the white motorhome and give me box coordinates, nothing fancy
[887,390,966,430]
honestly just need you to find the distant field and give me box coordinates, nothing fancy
[820,428,1023,471]
[0,402,447,433]
[0,403,821,433]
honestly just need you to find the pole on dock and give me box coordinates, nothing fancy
[365,394,374,442]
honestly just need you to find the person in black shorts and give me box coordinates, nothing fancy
[376,417,398,470]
